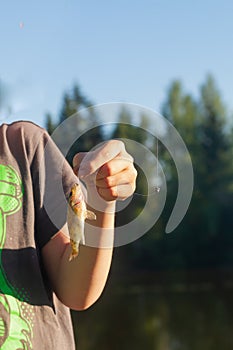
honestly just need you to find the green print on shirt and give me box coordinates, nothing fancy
[0,164,33,350]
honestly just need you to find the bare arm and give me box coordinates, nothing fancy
[42,202,115,310]
[42,140,137,310]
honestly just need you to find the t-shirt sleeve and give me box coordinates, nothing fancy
[31,128,78,249]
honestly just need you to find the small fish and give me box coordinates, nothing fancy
[67,183,96,261]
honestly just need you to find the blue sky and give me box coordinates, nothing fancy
[0,0,232,127]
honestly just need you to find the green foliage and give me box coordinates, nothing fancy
[45,75,233,271]
[45,75,233,349]
[110,75,233,271]
[155,74,233,269]
[59,84,92,124]
[45,112,55,134]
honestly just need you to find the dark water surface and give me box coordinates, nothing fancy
[72,269,233,350]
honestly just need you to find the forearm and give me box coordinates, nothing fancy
[43,140,136,311]
[44,202,116,311]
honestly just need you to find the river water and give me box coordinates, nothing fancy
[72,269,233,350]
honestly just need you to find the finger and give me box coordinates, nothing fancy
[97,183,136,202]
[96,157,133,179]
[78,140,128,178]
[96,168,137,189]
[73,152,87,175]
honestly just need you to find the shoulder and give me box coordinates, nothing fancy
[6,120,50,149]
[6,120,46,137]
[0,120,54,163]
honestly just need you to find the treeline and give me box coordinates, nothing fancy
[45,75,233,272]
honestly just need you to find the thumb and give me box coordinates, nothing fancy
[72,152,87,175]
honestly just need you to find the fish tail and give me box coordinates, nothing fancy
[69,239,79,262]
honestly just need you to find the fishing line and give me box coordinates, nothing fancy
[134,137,161,197]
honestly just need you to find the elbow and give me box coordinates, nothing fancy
[72,290,104,311]
[72,299,97,311]
[58,289,104,311]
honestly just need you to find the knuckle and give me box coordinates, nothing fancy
[131,182,136,193]
[117,139,125,149]
[110,139,125,150]
[110,186,118,199]
[122,153,134,166]
[132,167,138,179]
[102,149,111,160]
[104,176,113,187]
[103,163,113,176]
[126,183,136,197]
[126,166,137,183]
[127,153,134,163]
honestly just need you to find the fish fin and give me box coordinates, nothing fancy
[86,210,97,221]
[69,248,79,262]
[69,253,78,261]
[69,240,79,261]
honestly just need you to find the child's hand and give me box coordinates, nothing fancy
[73,140,137,202]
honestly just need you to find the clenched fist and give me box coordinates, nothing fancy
[73,140,137,202]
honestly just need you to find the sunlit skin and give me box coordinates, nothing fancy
[42,140,137,310]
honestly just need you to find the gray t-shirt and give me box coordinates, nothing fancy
[0,121,77,349]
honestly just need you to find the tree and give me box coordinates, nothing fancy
[121,75,233,271]
[45,112,56,135]
[45,76,233,272]
[160,75,233,269]
[198,74,231,192]
[195,75,233,265]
